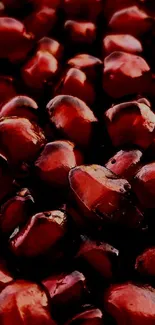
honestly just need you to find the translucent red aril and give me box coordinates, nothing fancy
[0,260,13,292]
[105,100,155,149]
[103,52,151,98]
[10,210,67,257]
[0,17,34,62]
[104,283,155,325]
[35,140,83,188]
[104,0,137,19]
[135,247,155,277]
[65,308,103,325]
[55,68,95,106]
[0,188,34,234]
[42,271,86,320]
[133,162,155,208]
[22,51,59,90]
[64,20,96,45]
[68,54,102,81]
[0,96,38,121]
[109,6,153,36]
[103,34,143,56]
[63,0,102,22]
[69,165,143,229]
[77,237,119,279]
[47,95,97,148]
[106,150,142,181]
[0,117,45,166]
[0,280,56,325]
[24,6,57,40]
[37,37,63,60]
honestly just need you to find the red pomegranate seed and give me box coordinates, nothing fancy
[42,271,86,319]
[37,37,63,60]
[0,17,34,62]
[103,34,143,56]
[0,96,38,121]
[24,6,57,40]
[0,280,56,325]
[135,247,155,277]
[0,117,45,166]
[106,150,142,181]
[47,95,97,147]
[77,237,119,279]
[10,210,67,257]
[35,140,83,188]
[105,100,155,148]
[103,51,151,98]
[0,188,34,234]
[104,283,155,325]
[69,165,143,229]
[133,162,155,208]
[68,54,102,81]
[64,20,96,45]
[22,51,59,90]
[55,68,95,105]
[109,6,153,36]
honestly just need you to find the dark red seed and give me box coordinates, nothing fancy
[65,308,103,325]
[135,247,155,277]
[105,100,155,149]
[68,54,102,81]
[103,34,143,56]
[0,188,34,234]
[0,96,38,121]
[10,210,67,257]
[104,283,155,325]
[69,165,143,229]
[47,95,97,148]
[64,20,96,44]
[55,68,95,105]
[106,150,142,181]
[37,37,63,60]
[35,140,83,188]
[103,52,151,98]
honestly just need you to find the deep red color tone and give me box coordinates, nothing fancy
[105,100,155,148]
[0,188,34,234]
[103,51,151,98]
[42,271,86,318]
[0,17,34,62]
[55,68,95,105]
[104,283,155,325]
[22,51,59,90]
[0,76,16,108]
[135,247,155,277]
[69,165,143,228]
[0,96,38,121]
[109,6,153,36]
[0,117,45,166]
[103,34,143,56]
[77,237,119,279]
[63,0,102,21]
[47,95,97,147]
[0,260,13,292]
[68,54,102,81]
[64,20,96,44]
[10,210,67,257]
[106,149,142,181]
[133,162,155,208]
[37,37,63,60]
[0,280,56,325]
[24,6,57,40]
[65,308,103,325]
[35,140,83,188]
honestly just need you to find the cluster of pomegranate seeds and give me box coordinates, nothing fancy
[1,1,155,324]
